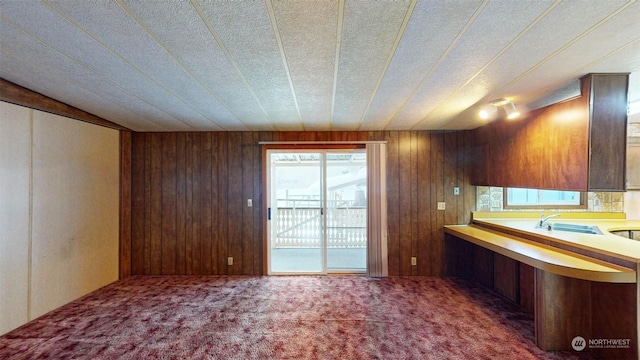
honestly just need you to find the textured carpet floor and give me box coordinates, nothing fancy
[0,276,593,359]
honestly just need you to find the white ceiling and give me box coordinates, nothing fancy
[1,0,639,132]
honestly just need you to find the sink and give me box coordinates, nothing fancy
[550,223,603,235]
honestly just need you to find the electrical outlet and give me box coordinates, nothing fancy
[437,202,446,210]
[247,198,253,208]
[411,257,417,266]
[227,257,233,266]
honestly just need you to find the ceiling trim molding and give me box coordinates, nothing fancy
[0,78,130,131]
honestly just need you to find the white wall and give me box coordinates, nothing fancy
[0,103,31,334]
[624,191,640,220]
[0,101,120,334]
[626,110,640,219]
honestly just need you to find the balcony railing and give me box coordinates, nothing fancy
[273,205,366,248]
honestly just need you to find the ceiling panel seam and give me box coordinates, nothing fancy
[487,0,636,102]
[190,0,275,131]
[265,0,303,131]
[529,35,640,103]
[329,0,346,131]
[416,0,563,130]
[40,0,223,130]
[355,0,416,131]
[578,36,640,73]
[0,16,180,130]
[115,0,248,131]
[0,48,165,131]
[379,0,489,130]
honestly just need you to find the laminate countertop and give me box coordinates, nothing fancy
[470,212,640,263]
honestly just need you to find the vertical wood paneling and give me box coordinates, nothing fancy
[131,133,145,275]
[210,133,220,275]
[129,130,475,276]
[149,133,162,275]
[443,132,458,226]
[416,132,431,275]
[227,132,244,275]
[519,263,535,313]
[302,132,316,141]
[462,132,476,225]
[161,133,177,275]
[216,133,229,275]
[242,132,255,275]
[201,133,213,274]
[409,132,419,276]
[175,134,186,274]
[455,132,466,225]
[429,133,445,275]
[191,134,202,274]
[119,131,132,278]
[493,253,518,302]
[474,245,494,288]
[185,133,194,274]
[385,131,400,276]
[398,131,412,276]
[143,133,152,274]
[254,132,272,274]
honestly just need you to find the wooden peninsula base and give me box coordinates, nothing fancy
[444,225,638,359]
[535,270,635,359]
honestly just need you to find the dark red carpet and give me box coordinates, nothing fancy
[0,276,592,359]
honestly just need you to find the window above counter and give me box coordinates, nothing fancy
[504,188,585,209]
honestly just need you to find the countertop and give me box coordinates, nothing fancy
[470,212,640,262]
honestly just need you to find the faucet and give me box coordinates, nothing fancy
[536,212,560,229]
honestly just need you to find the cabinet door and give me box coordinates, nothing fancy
[588,74,628,191]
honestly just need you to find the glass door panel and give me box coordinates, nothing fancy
[268,151,324,274]
[325,151,367,273]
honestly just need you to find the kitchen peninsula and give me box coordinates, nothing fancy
[445,212,640,359]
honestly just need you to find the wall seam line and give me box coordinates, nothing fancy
[27,109,33,321]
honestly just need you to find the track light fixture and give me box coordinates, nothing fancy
[503,102,520,119]
[478,98,520,120]
[478,104,497,120]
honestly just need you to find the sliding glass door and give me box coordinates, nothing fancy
[267,149,367,274]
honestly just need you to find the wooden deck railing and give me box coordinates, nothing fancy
[274,207,366,248]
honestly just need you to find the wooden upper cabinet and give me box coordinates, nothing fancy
[469,73,628,191]
[588,74,629,191]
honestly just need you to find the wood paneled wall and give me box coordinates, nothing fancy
[128,131,475,276]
